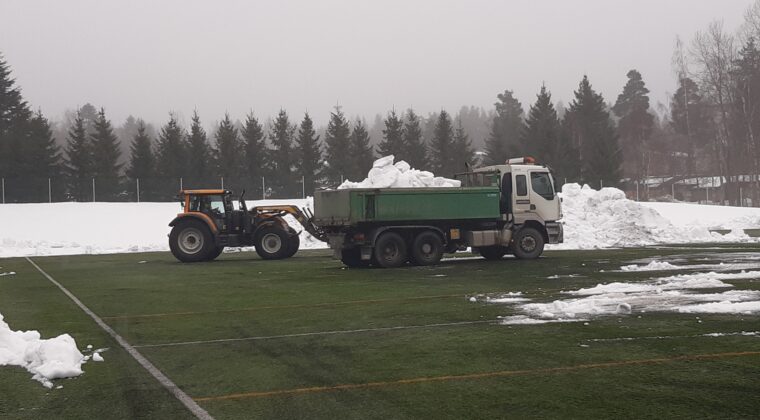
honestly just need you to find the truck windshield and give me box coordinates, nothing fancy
[530,172,554,200]
[456,172,499,187]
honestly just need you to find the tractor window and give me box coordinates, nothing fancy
[209,196,226,216]
[516,175,527,196]
[530,172,554,200]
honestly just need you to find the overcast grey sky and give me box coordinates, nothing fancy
[0,0,755,127]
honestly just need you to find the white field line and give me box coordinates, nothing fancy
[25,257,214,420]
[585,331,760,343]
[134,320,493,349]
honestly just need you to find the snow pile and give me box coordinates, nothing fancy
[0,198,326,258]
[554,184,751,249]
[620,260,760,273]
[0,313,85,388]
[620,261,681,271]
[338,155,461,189]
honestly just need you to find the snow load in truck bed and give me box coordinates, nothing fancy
[338,155,461,189]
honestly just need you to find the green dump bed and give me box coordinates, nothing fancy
[314,187,501,227]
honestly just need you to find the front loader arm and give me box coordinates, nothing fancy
[251,205,328,242]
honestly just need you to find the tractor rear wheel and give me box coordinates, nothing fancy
[169,220,215,263]
[254,226,290,260]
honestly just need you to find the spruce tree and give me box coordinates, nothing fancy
[295,113,322,195]
[155,114,186,198]
[0,54,32,180]
[613,70,654,183]
[563,75,622,186]
[24,111,62,201]
[403,109,428,169]
[323,106,352,185]
[453,119,475,169]
[90,108,123,200]
[349,118,375,180]
[485,90,524,165]
[186,110,212,188]
[126,120,155,200]
[430,110,456,175]
[241,112,267,197]
[377,110,405,158]
[64,113,92,201]
[521,85,562,169]
[214,113,242,189]
[268,110,297,197]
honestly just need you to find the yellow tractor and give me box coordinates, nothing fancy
[168,189,325,262]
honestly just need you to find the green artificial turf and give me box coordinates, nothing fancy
[1,244,759,419]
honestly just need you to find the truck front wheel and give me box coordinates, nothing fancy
[410,231,443,265]
[169,220,215,263]
[373,232,408,268]
[255,226,289,259]
[512,227,544,259]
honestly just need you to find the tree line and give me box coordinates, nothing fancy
[4,1,760,203]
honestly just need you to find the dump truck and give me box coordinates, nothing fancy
[313,157,563,268]
[168,189,326,262]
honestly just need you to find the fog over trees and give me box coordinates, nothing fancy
[2,1,760,204]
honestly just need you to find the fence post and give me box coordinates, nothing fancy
[221,177,224,189]
[636,181,639,201]
[706,186,709,203]
[180,177,183,191]
[740,187,743,207]
[136,178,140,203]
[48,178,52,203]
[1,178,4,204]
[600,180,603,189]
[262,177,265,200]
[92,178,96,202]
[302,175,305,199]
[671,183,675,200]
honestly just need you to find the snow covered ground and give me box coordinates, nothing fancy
[0,183,759,258]
[478,252,760,322]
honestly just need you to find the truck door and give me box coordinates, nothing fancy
[528,170,560,221]
[512,172,531,223]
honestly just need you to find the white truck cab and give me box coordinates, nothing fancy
[461,157,563,246]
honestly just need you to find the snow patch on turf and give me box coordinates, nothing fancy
[620,261,760,272]
[481,270,760,323]
[0,312,86,388]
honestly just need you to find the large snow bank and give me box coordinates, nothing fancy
[1,181,758,258]
[338,155,461,189]
[641,201,760,230]
[0,312,85,388]
[0,198,325,258]
[552,183,752,249]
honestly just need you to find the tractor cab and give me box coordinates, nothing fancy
[179,189,250,234]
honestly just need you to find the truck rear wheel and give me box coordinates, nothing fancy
[410,231,443,265]
[340,248,370,268]
[512,227,544,259]
[373,232,408,268]
[255,226,289,260]
[478,246,507,260]
[169,220,215,263]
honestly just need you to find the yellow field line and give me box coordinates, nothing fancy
[193,351,760,402]
[102,294,465,321]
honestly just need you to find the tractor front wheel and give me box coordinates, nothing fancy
[169,220,215,263]
[255,226,290,260]
[281,231,300,259]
